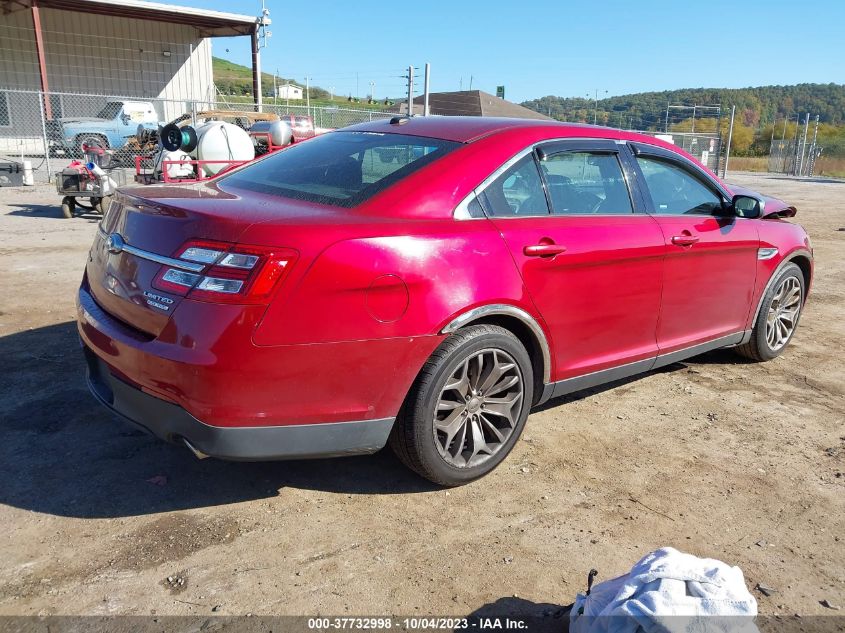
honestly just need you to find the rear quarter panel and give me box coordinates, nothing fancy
[246,217,540,346]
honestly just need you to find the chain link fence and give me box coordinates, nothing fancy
[630,131,723,173]
[769,137,823,176]
[0,89,396,183]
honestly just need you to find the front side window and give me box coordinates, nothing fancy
[479,154,549,217]
[540,152,633,214]
[220,131,459,208]
[636,156,723,215]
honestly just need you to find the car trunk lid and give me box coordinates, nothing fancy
[85,182,314,337]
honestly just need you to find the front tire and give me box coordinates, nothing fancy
[736,262,804,361]
[390,324,533,486]
[61,196,75,219]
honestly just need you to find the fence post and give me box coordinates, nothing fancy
[791,116,802,176]
[38,91,52,182]
[807,115,820,176]
[797,113,810,176]
[722,105,735,179]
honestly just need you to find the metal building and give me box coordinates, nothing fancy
[0,0,261,122]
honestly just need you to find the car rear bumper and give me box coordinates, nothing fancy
[84,347,394,460]
[77,282,438,429]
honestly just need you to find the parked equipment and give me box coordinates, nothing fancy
[0,160,25,187]
[55,142,124,218]
[135,111,293,184]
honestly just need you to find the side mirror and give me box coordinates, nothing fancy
[731,194,761,219]
[120,113,131,124]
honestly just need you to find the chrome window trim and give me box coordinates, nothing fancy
[629,141,733,200]
[440,304,551,384]
[97,227,206,273]
[453,137,630,221]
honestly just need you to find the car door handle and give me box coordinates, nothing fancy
[671,234,700,246]
[524,243,567,257]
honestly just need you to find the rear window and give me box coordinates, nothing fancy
[220,131,460,208]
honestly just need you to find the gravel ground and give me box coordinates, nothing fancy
[0,173,843,619]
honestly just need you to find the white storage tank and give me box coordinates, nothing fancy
[194,121,255,177]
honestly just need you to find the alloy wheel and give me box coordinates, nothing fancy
[433,348,524,468]
[766,276,802,351]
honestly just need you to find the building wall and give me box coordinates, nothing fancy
[0,6,214,121]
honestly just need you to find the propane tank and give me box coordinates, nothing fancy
[193,121,254,176]
[249,120,293,148]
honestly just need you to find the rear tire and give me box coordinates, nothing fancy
[390,324,533,486]
[76,134,108,157]
[736,262,804,362]
[61,196,75,219]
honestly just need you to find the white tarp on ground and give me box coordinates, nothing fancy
[570,547,759,633]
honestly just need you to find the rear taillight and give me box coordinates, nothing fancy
[152,239,295,304]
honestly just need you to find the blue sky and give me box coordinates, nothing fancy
[182,0,844,102]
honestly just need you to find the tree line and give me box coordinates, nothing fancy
[522,83,845,156]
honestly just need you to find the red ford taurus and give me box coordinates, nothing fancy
[78,116,813,485]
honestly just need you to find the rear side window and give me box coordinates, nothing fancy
[220,131,459,208]
[479,155,549,217]
[540,152,632,214]
[636,156,723,215]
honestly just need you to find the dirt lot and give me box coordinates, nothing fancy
[0,173,843,619]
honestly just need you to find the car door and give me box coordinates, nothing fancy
[628,143,759,354]
[479,140,665,382]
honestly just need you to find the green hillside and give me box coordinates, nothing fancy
[522,84,845,157]
[521,84,845,127]
[212,57,391,108]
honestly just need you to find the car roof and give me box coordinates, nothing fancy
[344,115,648,144]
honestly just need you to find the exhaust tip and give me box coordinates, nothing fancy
[182,438,209,460]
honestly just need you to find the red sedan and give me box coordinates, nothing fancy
[77,116,813,485]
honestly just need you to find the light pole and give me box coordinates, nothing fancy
[370,81,375,103]
[588,89,608,125]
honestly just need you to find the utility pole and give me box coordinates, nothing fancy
[665,101,670,133]
[356,72,360,101]
[305,77,311,117]
[252,1,272,113]
[285,81,290,111]
[370,81,375,102]
[469,75,473,91]
[251,28,262,112]
[723,105,736,179]
[590,89,607,125]
[691,104,696,133]
[406,65,414,116]
[423,63,431,116]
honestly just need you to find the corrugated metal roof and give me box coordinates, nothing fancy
[409,90,552,121]
[17,0,260,36]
